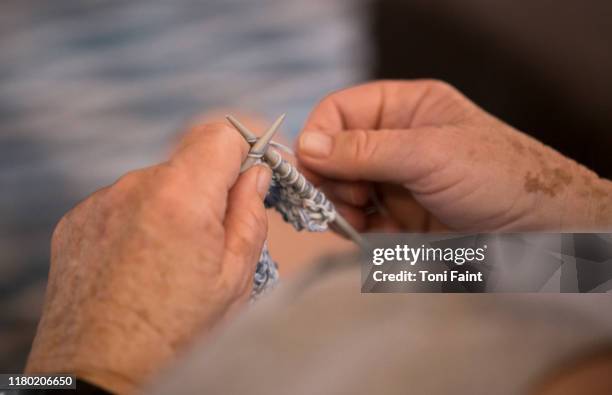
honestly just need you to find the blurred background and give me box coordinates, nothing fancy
[0,0,368,371]
[1,0,611,372]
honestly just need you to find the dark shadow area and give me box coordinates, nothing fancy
[370,0,612,178]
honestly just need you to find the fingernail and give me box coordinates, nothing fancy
[299,131,333,158]
[256,166,272,199]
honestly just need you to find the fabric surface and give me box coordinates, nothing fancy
[149,258,612,395]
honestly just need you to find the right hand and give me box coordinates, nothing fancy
[297,80,612,232]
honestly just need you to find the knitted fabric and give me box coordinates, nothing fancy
[251,171,336,298]
[252,242,277,298]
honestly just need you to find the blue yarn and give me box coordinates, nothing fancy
[250,143,339,298]
[251,242,278,299]
[251,177,333,299]
[263,179,283,209]
[251,180,283,299]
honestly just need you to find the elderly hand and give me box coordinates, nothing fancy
[26,122,271,394]
[297,80,612,232]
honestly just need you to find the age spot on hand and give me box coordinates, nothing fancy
[524,168,573,197]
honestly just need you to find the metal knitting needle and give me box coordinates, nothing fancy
[240,113,286,172]
[226,115,367,249]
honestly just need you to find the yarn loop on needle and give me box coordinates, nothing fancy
[226,114,354,299]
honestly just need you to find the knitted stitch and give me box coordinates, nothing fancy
[225,118,339,299]
[250,162,337,299]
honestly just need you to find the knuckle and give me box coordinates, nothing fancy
[416,79,473,122]
[177,121,247,164]
[111,169,146,196]
[200,122,234,137]
[49,195,92,259]
[101,169,148,211]
[50,214,70,251]
[424,79,468,106]
[424,79,458,95]
[186,122,239,147]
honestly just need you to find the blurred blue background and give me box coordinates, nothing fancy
[0,0,368,371]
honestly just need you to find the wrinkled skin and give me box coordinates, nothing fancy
[26,122,271,394]
[297,80,612,232]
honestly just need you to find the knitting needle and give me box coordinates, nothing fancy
[240,113,286,172]
[226,115,367,249]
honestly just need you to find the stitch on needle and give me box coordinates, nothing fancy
[226,114,365,299]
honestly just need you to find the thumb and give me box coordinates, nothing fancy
[297,128,443,185]
[221,165,272,298]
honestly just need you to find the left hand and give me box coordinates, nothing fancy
[26,122,271,394]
